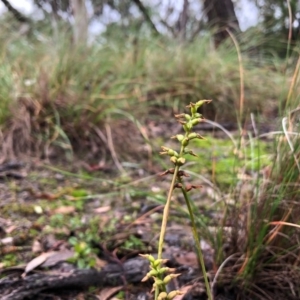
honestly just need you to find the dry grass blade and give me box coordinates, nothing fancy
[286,54,300,107]
[105,123,126,174]
[282,117,300,172]
[265,208,292,244]
[269,221,300,229]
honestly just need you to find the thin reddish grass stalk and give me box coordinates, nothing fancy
[270,221,300,229]
[265,208,292,244]
[286,54,300,107]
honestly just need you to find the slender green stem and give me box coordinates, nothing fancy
[179,180,213,300]
[157,165,180,259]
[155,164,180,299]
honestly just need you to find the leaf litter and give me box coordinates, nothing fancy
[0,157,217,299]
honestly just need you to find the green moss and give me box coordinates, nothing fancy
[122,234,145,251]
[2,254,18,268]
[71,189,88,198]
[2,203,35,216]
[49,213,66,228]
[190,136,272,189]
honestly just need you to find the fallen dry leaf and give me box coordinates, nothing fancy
[42,249,74,267]
[173,251,198,267]
[95,257,108,269]
[5,225,17,234]
[173,285,192,300]
[23,249,75,276]
[23,252,55,276]
[32,239,42,253]
[0,237,13,245]
[97,286,123,300]
[94,206,111,214]
[52,206,76,214]
[99,215,110,229]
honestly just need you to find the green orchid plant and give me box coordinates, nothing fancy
[141,100,213,300]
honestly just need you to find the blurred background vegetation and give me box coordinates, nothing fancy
[0,0,299,161]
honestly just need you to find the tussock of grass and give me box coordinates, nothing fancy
[188,112,300,299]
[0,27,293,161]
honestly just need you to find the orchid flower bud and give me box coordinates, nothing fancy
[163,273,181,284]
[195,99,212,108]
[181,138,189,147]
[170,156,178,164]
[177,157,186,166]
[188,133,204,140]
[173,134,184,142]
[167,291,184,299]
[158,292,168,300]
[184,114,191,121]
[190,118,203,126]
